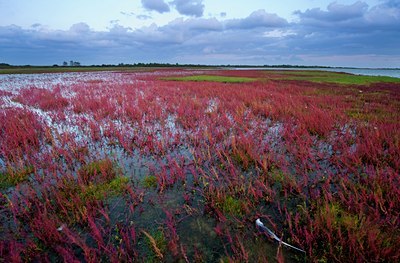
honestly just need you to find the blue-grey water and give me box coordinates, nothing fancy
[232,67,400,78]
[298,68,400,78]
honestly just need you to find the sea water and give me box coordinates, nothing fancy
[233,67,400,78]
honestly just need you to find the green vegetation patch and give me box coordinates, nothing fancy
[164,75,256,83]
[142,175,158,189]
[344,91,399,122]
[219,196,244,216]
[265,70,400,85]
[60,161,129,202]
[0,166,34,190]
[345,108,396,122]
[75,159,129,201]
[78,159,118,185]
[80,176,129,201]
[54,160,129,224]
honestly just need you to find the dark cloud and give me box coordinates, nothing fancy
[294,1,400,30]
[226,9,288,29]
[141,0,170,13]
[286,1,400,65]
[382,0,400,8]
[366,1,400,27]
[171,0,204,17]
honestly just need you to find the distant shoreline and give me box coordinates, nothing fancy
[1,64,399,78]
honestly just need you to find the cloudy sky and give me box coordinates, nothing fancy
[0,0,399,67]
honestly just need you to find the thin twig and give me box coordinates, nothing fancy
[256,218,306,253]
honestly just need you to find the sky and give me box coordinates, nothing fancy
[0,0,399,67]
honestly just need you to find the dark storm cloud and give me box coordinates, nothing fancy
[283,0,400,67]
[294,0,400,29]
[365,0,400,28]
[141,0,170,13]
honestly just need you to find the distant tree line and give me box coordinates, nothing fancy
[2,62,397,70]
[69,63,334,68]
[91,63,331,68]
[0,62,334,69]
[62,61,81,67]
[0,63,12,68]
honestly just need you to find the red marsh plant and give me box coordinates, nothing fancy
[0,162,135,261]
[0,69,399,262]
[0,108,44,172]
[14,86,69,111]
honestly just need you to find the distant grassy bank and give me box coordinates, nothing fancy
[163,70,400,85]
[264,70,400,85]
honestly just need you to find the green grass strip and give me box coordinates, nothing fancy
[265,70,400,85]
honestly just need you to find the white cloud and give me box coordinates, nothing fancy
[69,23,91,34]
[263,29,296,38]
[226,10,288,29]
